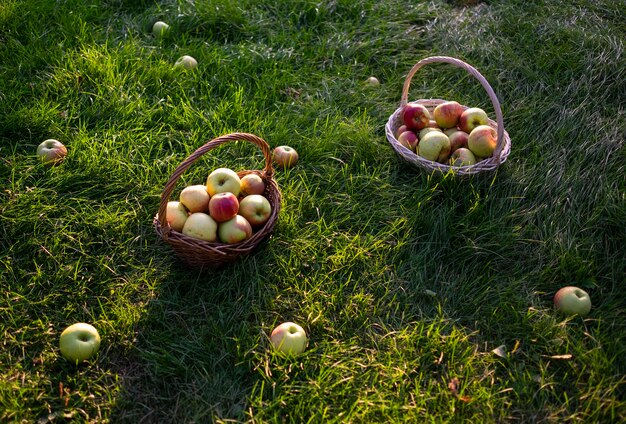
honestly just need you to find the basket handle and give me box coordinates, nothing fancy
[400,56,506,162]
[157,132,274,233]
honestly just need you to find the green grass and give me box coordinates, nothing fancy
[1,0,625,422]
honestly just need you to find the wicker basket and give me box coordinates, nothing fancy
[385,56,511,175]
[154,132,281,268]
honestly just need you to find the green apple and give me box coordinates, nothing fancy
[152,21,170,38]
[218,215,252,243]
[468,125,497,158]
[418,126,442,140]
[37,139,67,166]
[206,168,241,197]
[182,212,218,242]
[239,194,272,227]
[554,286,591,316]
[459,107,489,133]
[59,323,101,364]
[179,184,210,213]
[270,322,307,355]
[175,55,198,70]
[365,76,380,86]
[417,131,451,163]
[165,201,189,232]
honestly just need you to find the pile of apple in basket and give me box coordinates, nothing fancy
[395,101,496,166]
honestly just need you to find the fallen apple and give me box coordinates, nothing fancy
[165,201,189,232]
[37,139,67,166]
[182,212,218,242]
[209,192,239,222]
[365,76,380,86]
[397,130,418,152]
[272,146,299,169]
[270,322,307,355]
[59,323,101,364]
[417,131,451,163]
[175,55,198,70]
[402,103,431,131]
[240,174,266,196]
[206,168,241,197]
[433,101,464,129]
[554,286,592,316]
[449,147,477,166]
[468,125,497,158]
[152,21,170,38]
[239,194,272,226]
[459,107,489,133]
[218,215,252,243]
[179,184,210,213]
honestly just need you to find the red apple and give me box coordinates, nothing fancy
[239,194,272,226]
[273,146,299,169]
[218,215,252,244]
[433,101,464,129]
[418,131,451,163]
[394,124,408,139]
[448,130,469,153]
[208,192,239,222]
[397,130,418,152]
[37,139,67,165]
[449,148,477,166]
[240,174,265,196]
[402,103,431,131]
[427,120,440,128]
[468,125,497,158]
[459,107,489,133]
[182,212,218,242]
[206,168,241,197]
[179,184,210,213]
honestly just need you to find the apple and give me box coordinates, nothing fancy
[417,131,451,163]
[37,139,67,165]
[239,194,272,226]
[59,323,101,364]
[152,21,170,37]
[448,130,469,153]
[394,124,408,139]
[208,192,239,222]
[468,125,497,158]
[165,201,189,231]
[459,107,489,133]
[418,127,442,140]
[240,174,265,196]
[270,322,307,355]
[175,55,198,70]
[444,127,459,137]
[179,184,210,213]
[218,215,252,244]
[182,212,218,242]
[433,101,464,129]
[272,146,299,169]
[427,120,440,128]
[206,168,241,197]
[402,103,431,131]
[554,286,592,316]
[397,130,418,152]
[365,76,380,86]
[449,148,477,166]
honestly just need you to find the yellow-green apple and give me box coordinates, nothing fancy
[240,174,265,196]
[366,76,380,86]
[459,107,489,133]
[175,55,197,70]
[468,125,497,158]
[165,201,189,231]
[37,139,67,165]
[272,146,299,169]
[448,130,469,153]
[554,286,591,316]
[394,124,408,138]
[218,215,252,244]
[206,168,241,196]
[433,101,464,129]
[418,131,451,163]
[182,212,218,242]
[397,130,418,152]
[402,103,431,131]
[270,322,307,355]
[419,127,442,140]
[239,194,272,226]
[59,323,101,364]
[179,184,210,213]
[208,192,239,222]
[152,21,170,37]
[444,127,459,136]
[449,148,477,166]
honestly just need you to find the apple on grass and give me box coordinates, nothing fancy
[179,185,210,213]
[449,148,477,167]
[459,107,489,133]
[240,174,265,196]
[239,194,272,226]
[402,103,431,131]
[165,201,189,232]
[365,76,380,86]
[270,322,307,355]
[37,139,67,166]
[152,21,170,37]
[175,55,198,70]
[209,192,239,222]
[468,125,497,158]
[397,130,418,152]
[418,131,451,163]
[272,146,299,169]
[218,215,252,244]
[59,323,101,365]
[206,168,241,197]
[182,212,218,242]
[554,286,592,316]
[433,101,464,129]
